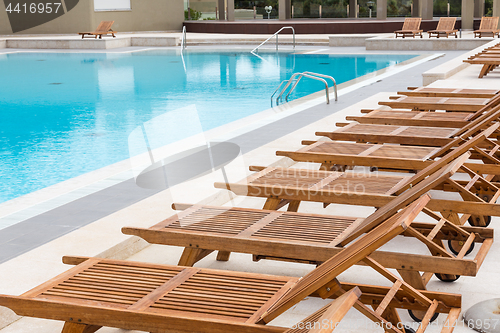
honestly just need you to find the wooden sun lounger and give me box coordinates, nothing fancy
[395,18,423,38]
[123,200,493,287]
[428,17,458,38]
[398,87,499,98]
[279,123,500,179]
[378,96,492,112]
[216,148,500,227]
[78,21,116,39]
[464,57,500,78]
[346,109,474,127]
[474,16,500,38]
[344,93,500,127]
[0,196,462,333]
[316,102,500,147]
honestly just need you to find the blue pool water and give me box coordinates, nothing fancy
[0,50,416,203]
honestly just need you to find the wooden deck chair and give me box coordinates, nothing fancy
[397,87,499,98]
[464,57,500,78]
[78,21,116,39]
[278,123,500,184]
[428,17,458,38]
[474,16,500,38]
[316,101,500,147]
[377,95,493,112]
[337,93,500,129]
[395,18,423,38]
[277,124,500,227]
[0,196,461,333]
[216,146,500,227]
[123,194,493,288]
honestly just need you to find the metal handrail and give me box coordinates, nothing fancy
[276,72,303,104]
[271,80,293,107]
[251,26,295,54]
[286,72,337,102]
[274,71,337,106]
[181,26,187,50]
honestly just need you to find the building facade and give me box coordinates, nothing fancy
[0,0,184,35]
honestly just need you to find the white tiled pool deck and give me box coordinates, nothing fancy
[0,34,499,332]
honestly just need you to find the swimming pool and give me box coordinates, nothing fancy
[0,49,416,203]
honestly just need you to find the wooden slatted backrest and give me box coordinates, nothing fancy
[346,124,498,239]
[260,195,430,324]
[95,21,114,33]
[479,16,499,30]
[455,96,500,135]
[402,17,421,30]
[430,122,499,159]
[339,151,470,244]
[436,17,456,31]
[461,93,500,122]
[284,287,361,333]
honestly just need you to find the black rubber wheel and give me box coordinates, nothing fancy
[468,215,491,227]
[404,326,417,333]
[448,239,475,256]
[434,273,460,282]
[408,309,439,322]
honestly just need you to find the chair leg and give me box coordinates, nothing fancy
[61,322,101,333]
[216,251,231,262]
[287,200,301,212]
[178,248,213,266]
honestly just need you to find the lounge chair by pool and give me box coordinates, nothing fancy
[428,17,458,38]
[394,18,423,38]
[79,21,116,39]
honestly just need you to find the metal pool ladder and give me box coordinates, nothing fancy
[271,72,337,107]
[251,26,295,54]
[181,26,187,50]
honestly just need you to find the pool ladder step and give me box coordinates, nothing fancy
[271,72,337,107]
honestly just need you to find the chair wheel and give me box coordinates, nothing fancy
[434,273,460,282]
[404,326,417,333]
[408,309,439,322]
[448,239,474,256]
[468,215,491,227]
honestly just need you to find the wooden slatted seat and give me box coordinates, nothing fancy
[394,18,423,38]
[317,122,461,146]
[316,102,500,147]
[378,96,492,112]
[428,17,458,38]
[0,196,462,333]
[473,16,500,38]
[78,21,116,39]
[217,137,500,227]
[398,87,499,98]
[346,90,500,128]
[278,123,500,177]
[123,199,493,288]
[346,109,474,127]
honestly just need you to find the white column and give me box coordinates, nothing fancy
[462,0,474,29]
[227,0,235,21]
[218,0,225,20]
[412,0,420,17]
[420,0,433,19]
[474,0,484,17]
[349,0,358,17]
[279,0,291,20]
[377,0,387,19]
[493,0,500,19]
